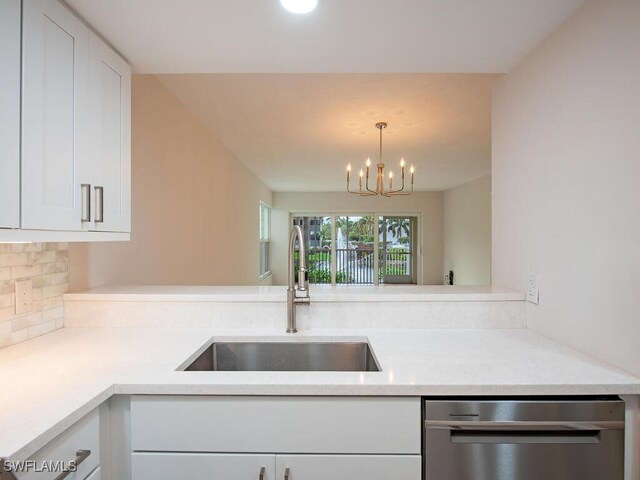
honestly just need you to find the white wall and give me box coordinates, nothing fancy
[444,175,491,285]
[493,0,640,376]
[70,76,273,289]
[270,192,444,285]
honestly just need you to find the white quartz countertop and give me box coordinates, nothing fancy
[63,284,525,302]
[1,326,639,460]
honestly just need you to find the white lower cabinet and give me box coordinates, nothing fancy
[129,396,422,480]
[16,408,100,480]
[132,453,275,480]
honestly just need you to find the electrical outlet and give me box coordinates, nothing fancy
[527,272,539,304]
[15,280,33,315]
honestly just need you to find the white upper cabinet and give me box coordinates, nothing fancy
[8,0,132,241]
[0,0,21,229]
[21,0,90,232]
[88,33,132,233]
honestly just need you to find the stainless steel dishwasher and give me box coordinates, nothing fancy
[424,396,625,480]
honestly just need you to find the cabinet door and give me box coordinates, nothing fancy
[0,0,21,228]
[21,0,90,231]
[89,32,131,233]
[275,455,422,480]
[132,453,275,480]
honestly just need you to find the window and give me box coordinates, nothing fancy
[259,202,271,279]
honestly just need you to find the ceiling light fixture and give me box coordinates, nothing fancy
[346,122,415,197]
[280,0,318,14]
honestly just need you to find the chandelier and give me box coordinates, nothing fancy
[346,122,415,197]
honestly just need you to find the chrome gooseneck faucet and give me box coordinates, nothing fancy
[287,225,310,333]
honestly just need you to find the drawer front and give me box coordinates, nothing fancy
[17,409,100,480]
[276,454,422,480]
[132,453,275,480]
[131,396,420,454]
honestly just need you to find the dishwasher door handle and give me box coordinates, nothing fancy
[425,420,625,431]
[450,430,601,444]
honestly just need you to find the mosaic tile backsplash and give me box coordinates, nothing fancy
[0,243,68,349]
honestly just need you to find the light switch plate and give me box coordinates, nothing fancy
[15,280,33,315]
[527,272,539,304]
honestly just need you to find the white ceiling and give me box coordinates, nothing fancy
[157,74,496,191]
[65,0,583,74]
[64,0,584,192]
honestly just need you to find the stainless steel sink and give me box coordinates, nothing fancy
[181,341,380,372]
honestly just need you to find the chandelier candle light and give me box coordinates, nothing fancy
[346,122,415,197]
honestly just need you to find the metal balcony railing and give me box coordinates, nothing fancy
[297,247,411,285]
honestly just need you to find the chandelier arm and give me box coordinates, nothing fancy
[387,183,414,196]
[357,177,376,196]
[346,179,361,195]
[384,172,406,195]
[364,169,378,195]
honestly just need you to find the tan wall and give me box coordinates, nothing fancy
[270,192,444,285]
[0,243,67,349]
[443,175,491,285]
[70,76,273,290]
[492,0,640,375]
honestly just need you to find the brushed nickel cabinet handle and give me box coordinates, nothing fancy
[259,466,266,480]
[284,467,290,480]
[54,449,91,480]
[81,184,91,222]
[94,186,104,223]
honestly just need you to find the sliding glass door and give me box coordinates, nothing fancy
[292,213,418,286]
[335,215,376,284]
[379,216,417,284]
[292,215,332,284]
